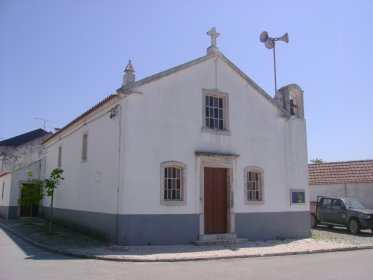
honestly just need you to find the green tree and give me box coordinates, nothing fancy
[44,168,64,232]
[18,169,43,217]
[310,158,325,164]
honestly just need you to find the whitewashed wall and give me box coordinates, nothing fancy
[119,55,308,215]
[309,183,373,209]
[44,99,121,215]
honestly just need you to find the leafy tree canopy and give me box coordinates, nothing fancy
[310,158,325,164]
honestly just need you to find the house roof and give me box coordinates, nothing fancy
[309,160,373,185]
[0,129,49,147]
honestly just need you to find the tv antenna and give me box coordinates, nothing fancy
[35,117,54,131]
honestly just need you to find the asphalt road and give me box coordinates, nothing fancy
[1,227,373,280]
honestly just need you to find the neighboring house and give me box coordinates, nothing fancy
[0,128,50,173]
[0,129,49,218]
[309,160,373,209]
[0,172,11,217]
[42,28,310,245]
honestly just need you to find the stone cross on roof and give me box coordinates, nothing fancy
[207,27,220,47]
[206,27,220,55]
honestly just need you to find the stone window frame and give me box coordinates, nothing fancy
[244,166,264,205]
[57,144,62,168]
[201,89,231,136]
[160,161,187,206]
[82,132,88,163]
[1,181,4,200]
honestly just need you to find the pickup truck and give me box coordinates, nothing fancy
[310,196,373,234]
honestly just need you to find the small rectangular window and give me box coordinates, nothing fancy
[202,89,230,135]
[58,145,62,168]
[205,95,224,130]
[290,190,305,204]
[82,133,88,162]
[1,182,4,199]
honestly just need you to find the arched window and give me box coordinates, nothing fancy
[160,161,187,206]
[244,167,264,203]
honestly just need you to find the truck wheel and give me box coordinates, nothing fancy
[348,219,360,235]
[311,215,318,228]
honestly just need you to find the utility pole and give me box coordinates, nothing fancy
[259,31,289,95]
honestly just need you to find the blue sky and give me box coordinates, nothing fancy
[1,0,372,162]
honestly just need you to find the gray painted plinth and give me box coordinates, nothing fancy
[41,207,311,245]
[43,207,200,245]
[42,207,117,242]
[118,214,200,245]
[0,206,17,219]
[235,211,311,240]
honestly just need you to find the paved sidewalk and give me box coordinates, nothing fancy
[1,217,373,262]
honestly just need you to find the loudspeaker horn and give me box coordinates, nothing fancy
[259,31,268,43]
[279,33,289,43]
[265,39,274,49]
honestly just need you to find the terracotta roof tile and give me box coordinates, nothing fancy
[309,160,373,185]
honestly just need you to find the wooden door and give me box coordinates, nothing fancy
[204,167,228,234]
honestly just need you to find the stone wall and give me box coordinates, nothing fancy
[0,136,48,173]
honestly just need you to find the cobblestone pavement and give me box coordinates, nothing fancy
[1,217,373,262]
[312,226,373,245]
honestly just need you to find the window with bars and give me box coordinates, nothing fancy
[164,167,182,201]
[202,90,229,134]
[160,161,186,206]
[245,167,264,203]
[205,95,224,130]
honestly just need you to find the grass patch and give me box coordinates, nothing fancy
[311,230,320,240]
[38,231,65,237]
[22,221,44,227]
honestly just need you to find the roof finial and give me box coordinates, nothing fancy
[123,60,135,86]
[206,27,220,55]
[125,59,135,73]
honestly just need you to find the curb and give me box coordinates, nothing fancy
[0,222,95,260]
[1,222,373,262]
